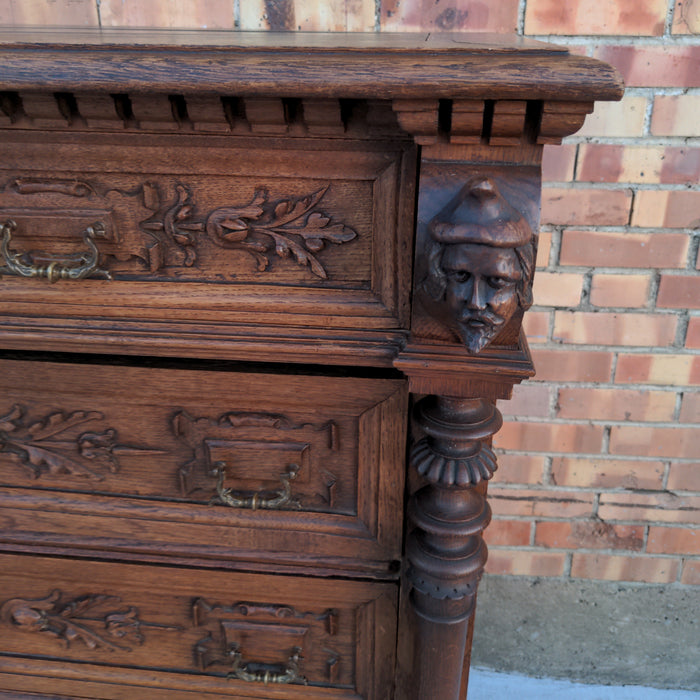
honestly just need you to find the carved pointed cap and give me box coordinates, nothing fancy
[429,177,532,248]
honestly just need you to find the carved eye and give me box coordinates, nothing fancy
[487,276,513,290]
[448,270,471,284]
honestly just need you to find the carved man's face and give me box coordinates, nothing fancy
[440,242,522,353]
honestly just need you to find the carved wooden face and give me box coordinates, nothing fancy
[440,243,522,353]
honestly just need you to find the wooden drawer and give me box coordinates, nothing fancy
[0,553,397,699]
[0,131,415,363]
[0,358,407,576]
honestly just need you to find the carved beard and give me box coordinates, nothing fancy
[452,308,505,354]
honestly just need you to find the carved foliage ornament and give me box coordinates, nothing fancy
[0,404,160,480]
[0,589,179,652]
[4,177,357,280]
[204,185,356,279]
[418,177,535,354]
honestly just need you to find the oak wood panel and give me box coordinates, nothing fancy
[0,131,416,331]
[0,553,397,699]
[0,30,623,102]
[0,359,407,575]
[0,320,407,367]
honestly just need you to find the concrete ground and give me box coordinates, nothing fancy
[471,575,700,691]
[468,669,700,699]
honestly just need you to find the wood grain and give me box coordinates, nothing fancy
[0,30,623,101]
[0,31,624,700]
[0,358,407,576]
[0,552,398,698]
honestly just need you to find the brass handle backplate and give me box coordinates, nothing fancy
[211,462,302,511]
[1,219,112,282]
[227,644,307,685]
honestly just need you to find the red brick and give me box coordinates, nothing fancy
[238,0,376,30]
[530,348,613,383]
[577,145,700,185]
[381,0,520,32]
[299,1,376,30]
[532,272,584,307]
[0,0,98,25]
[598,492,700,524]
[485,519,532,547]
[542,144,576,182]
[667,462,700,492]
[557,387,676,422]
[590,273,650,308]
[632,190,700,228]
[488,487,596,518]
[651,95,700,137]
[485,549,567,576]
[541,188,632,226]
[525,0,666,35]
[537,231,552,268]
[681,560,700,585]
[535,520,644,551]
[648,526,700,555]
[687,317,700,349]
[660,148,700,185]
[493,454,545,484]
[560,230,689,269]
[494,421,604,454]
[571,553,680,583]
[615,353,700,386]
[610,426,699,459]
[499,384,552,419]
[657,275,700,310]
[680,393,700,423]
[672,0,700,34]
[577,96,647,138]
[523,311,550,343]
[553,311,676,347]
[100,0,236,28]
[551,457,665,489]
[594,45,700,88]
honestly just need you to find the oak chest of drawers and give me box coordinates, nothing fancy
[0,29,622,699]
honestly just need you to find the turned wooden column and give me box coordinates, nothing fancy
[394,135,545,699]
[405,396,501,698]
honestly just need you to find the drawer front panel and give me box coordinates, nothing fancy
[0,359,407,573]
[0,553,397,699]
[0,132,415,332]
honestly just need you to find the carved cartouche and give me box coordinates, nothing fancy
[419,178,535,354]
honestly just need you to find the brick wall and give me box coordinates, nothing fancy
[489,0,700,587]
[2,0,697,586]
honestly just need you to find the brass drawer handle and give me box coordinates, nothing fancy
[1,219,111,282]
[228,644,306,685]
[212,462,301,511]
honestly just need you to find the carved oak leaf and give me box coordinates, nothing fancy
[27,410,103,441]
[206,185,356,279]
[0,590,128,651]
[0,404,22,432]
[0,408,108,479]
[271,187,326,226]
[19,441,99,479]
[0,405,153,480]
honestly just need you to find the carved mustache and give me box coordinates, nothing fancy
[457,308,504,329]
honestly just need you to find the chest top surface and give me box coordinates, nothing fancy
[0,28,623,101]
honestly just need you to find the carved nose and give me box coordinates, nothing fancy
[466,278,487,310]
